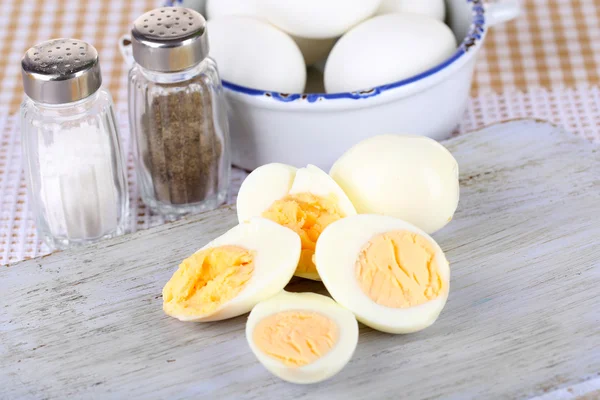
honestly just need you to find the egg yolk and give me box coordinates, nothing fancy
[356,231,443,308]
[162,246,254,317]
[253,311,339,367]
[262,193,344,278]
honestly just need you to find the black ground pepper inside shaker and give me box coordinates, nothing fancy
[129,6,230,217]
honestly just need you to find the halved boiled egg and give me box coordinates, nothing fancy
[237,163,357,281]
[315,214,450,334]
[162,218,301,322]
[246,291,358,384]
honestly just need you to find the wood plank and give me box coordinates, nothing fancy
[1,120,599,400]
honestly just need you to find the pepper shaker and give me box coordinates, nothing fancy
[128,7,230,217]
[20,39,129,250]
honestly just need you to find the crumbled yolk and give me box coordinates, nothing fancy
[253,311,339,367]
[162,246,254,318]
[262,193,344,278]
[356,231,443,308]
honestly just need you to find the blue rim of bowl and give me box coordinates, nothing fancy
[220,0,486,104]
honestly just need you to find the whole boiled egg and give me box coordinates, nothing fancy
[162,218,300,322]
[329,134,459,234]
[324,13,456,93]
[206,0,261,19]
[315,214,450,334]
[206,0,334,66]
[207,16,306,93]
[246,291,358,384]
[258,0,383,39]
[237,163,357,280]
[376,0,446,21]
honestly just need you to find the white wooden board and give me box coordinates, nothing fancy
[1,120,599,400]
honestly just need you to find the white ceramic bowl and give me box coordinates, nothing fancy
[121,0,519,170]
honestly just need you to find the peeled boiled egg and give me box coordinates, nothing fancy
[329,134,459,234]
[206,0,334,66]
[246,291,358,384]
[207,16,306,93]
[259,0,382,39]
[237,163,357,280]
[162,218,300,322]
[206,0,261,19]
[315,214,450,334]
[324,14,456,93]
[376,0,446,21]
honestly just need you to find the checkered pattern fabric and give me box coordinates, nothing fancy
[0,0,155,113]
[473,0,600,94]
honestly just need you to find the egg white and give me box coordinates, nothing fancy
[205,0,335,66]
[329,134,460,234]
[315,214,450,334]
[258,0,382,39]
[207,16,306,93]
[288,164,357,217]
[376,0,446,21]
[206,0,261,20]
[324,14,456,93]
[237,163,298,224]
[172,218,300,322]
[237,163,357,223]
[246,291,359,384]
[237,164,357,281]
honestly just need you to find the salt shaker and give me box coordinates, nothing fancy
[20,39,129,250]
[128,7,230,217]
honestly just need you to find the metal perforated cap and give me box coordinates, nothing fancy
[21,39,102,104]
[131,7,209,73]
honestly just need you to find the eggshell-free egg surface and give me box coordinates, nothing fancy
[162,218,300,322]
[259,0,383,39]
[207,16,306,93]
[315,214,450,334]
[206,0,261,19]
[324,13,456,93]
[376,0,446,21]
[246,291,359,384]
[206,0,334,66]
[329,134,459,234]
[237,163,356,280]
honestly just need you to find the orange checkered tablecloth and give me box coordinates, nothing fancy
[2,0,600,266]
[475,0,600,94]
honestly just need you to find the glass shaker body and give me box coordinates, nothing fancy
[128,58,230,217]
[20,89,129,249]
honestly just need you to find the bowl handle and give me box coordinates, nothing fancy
[118,34,135,68]
[486,0,521,27]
